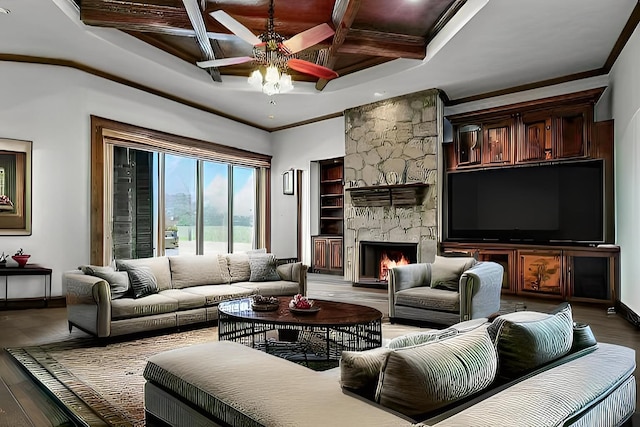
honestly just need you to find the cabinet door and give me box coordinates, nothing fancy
[518,113,552,162]
[455,124,482,166]
[478,249,516,293]
[518,250,563,297]
[482,119,514,165]
[313,238,328,271]
[565,250,614,302]
[329,238,343,270]
[554,106,590,159]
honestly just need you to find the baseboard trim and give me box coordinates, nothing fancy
[615,300,640,328]
[0,296,66,310]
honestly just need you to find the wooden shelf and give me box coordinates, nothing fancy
[346,183,428,207]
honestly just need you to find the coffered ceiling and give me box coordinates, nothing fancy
[76,0,463,90]
[0,0,638,130]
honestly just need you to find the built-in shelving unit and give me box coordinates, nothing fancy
[443,88,618,305]
[312,158,344,275]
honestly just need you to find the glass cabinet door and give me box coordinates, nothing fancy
[456,124,481,166]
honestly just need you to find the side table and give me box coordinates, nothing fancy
[0,264,53,308]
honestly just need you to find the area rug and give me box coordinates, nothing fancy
[7,322,422,427]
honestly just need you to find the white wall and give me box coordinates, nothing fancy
[610,24,640,314]
[0,62,271,299]
[270,117,345,264]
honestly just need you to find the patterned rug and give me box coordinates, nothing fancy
[7,322,422,427]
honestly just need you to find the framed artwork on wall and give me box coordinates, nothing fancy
[283,169,294,195]
[0,138,32,235]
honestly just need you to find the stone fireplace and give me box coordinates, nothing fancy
[343,89,441,285]
[357,241,418,287]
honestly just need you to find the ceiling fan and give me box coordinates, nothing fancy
[196,0,339,89]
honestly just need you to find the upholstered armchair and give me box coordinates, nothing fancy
[388,257,503,325]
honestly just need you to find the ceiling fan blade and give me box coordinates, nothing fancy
[287,59,338,80]
[197,56,254,68]
[210,10,262,46]
[281,23,335,55]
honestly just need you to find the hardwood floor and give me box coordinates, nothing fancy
[0,273,638,426]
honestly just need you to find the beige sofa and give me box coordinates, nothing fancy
[142,305,636,426]
[65,254,307,338]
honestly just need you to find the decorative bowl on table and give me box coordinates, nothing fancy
[251,295,279,312]
[12,254,30,268]
[288,294,320,314]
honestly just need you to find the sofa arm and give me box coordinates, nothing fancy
[388,263,431,319]
[459,262,503,321]
[64,271,112,337]
[276,262,308,295]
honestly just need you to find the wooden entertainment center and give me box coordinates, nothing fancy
[442,88,618,305]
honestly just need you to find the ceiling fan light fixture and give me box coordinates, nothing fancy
[265,65,280,83]
[248,70,263,89]
[279,73,293,93]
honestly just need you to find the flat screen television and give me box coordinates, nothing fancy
[446,159,604,244]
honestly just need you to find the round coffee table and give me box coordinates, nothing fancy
[218,297,382,366]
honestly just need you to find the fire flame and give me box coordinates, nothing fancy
[379,251,410,281]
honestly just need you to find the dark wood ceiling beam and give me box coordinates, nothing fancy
[80,0,192,32]
[339,29,425,59]
[316,0,362,91]
[334,57,389,76]
[129,31,196,62]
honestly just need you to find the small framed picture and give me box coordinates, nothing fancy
[283,169,294,195]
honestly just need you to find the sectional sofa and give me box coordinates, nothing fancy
[64,253,307,338]
[142,304,636,426]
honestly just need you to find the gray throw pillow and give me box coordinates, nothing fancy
[119,263,158,299]
[249,253,280,282]
[79,265,130,299]
[340,347,391,399]
[430,255,477,290]
[487,303,574,379]
[376,328,497,418]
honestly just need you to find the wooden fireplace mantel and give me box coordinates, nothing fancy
[346,183,428,207]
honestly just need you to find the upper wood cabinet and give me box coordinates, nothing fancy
[447,88,603,170]
[483,118,514,165]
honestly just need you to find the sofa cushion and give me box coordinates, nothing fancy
[394,286,460,312]
[78,265,130,299]
[232,281,300,296]
[487,303,574,379]
[159,289,207,310]
[248,253,280,282]
[340,347,391,399]
[116,257,172,291]
[181,284,253,305]
[375,328,497,418]
[430,255,477,290]
[168,255,226,288]
[428,343,635,427]
[111,293,179,320]
[125,265,159,298]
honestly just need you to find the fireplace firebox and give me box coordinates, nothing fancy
[356,241,418,288]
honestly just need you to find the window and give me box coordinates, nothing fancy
[203,161,229,254]
[232,166,256,252]
[0,167,5,196]
[91,116,271,264]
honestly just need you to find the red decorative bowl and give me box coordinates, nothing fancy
[12,254,30,267]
